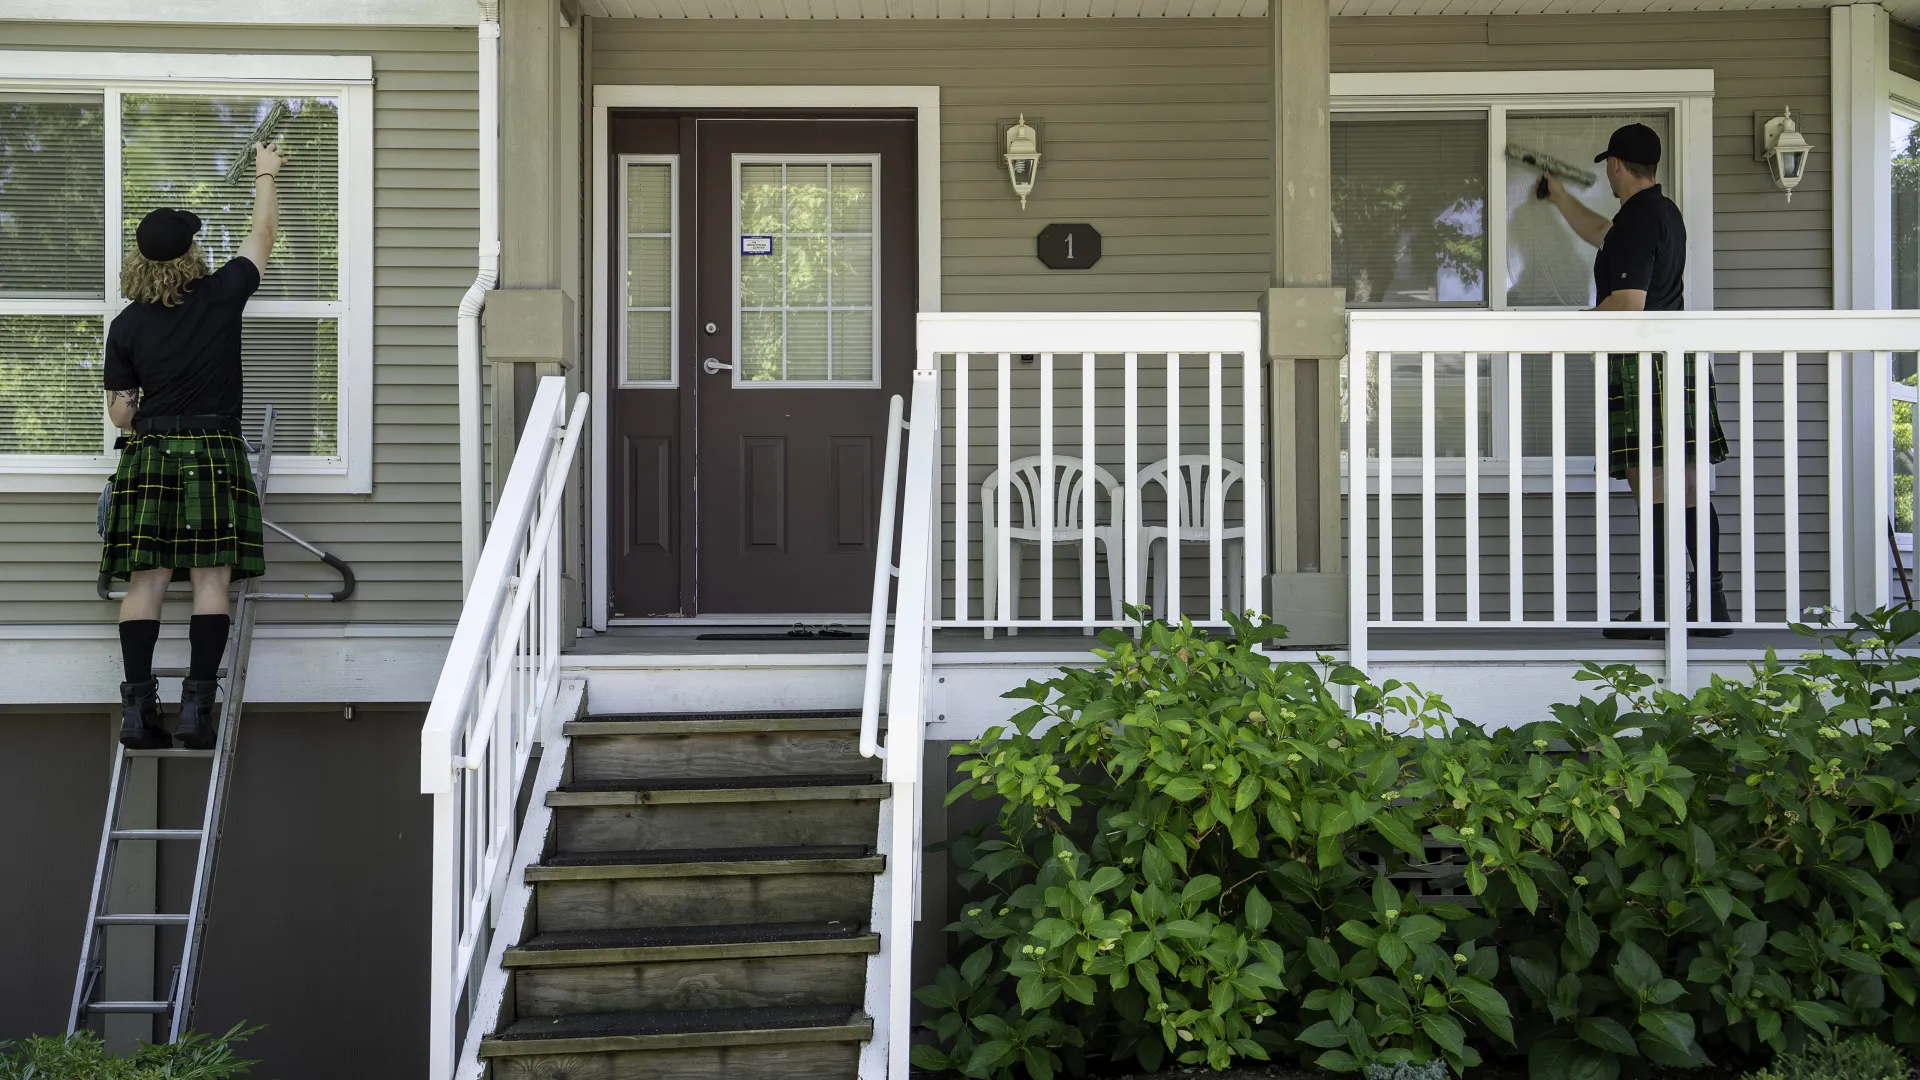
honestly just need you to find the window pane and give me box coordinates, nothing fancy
[735,161,878,384]
[0,315,104,453]
[623,161,675,385]
[242,317,337,456]
[1332,113,1486,306]
[1505,111,1671,309]
[122,96,340,301]
[1377,353,1488,459]
[0,95,105,299]
[1894,112,1918,312]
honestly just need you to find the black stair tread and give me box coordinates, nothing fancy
[542,844,873,868]
[517,921,868,953]
[557,772,878,794]
[576,709,861,724]
[492,1004,860,1042]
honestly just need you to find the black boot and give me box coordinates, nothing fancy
[1691,574,1734,638]
[119,679,170,750]
[176,679,221,750]
[1602,588,1665,640]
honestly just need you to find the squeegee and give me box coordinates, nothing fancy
[1505,144,1599,199]
[224,100,293,185]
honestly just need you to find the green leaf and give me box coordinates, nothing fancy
[1865,820,1895,870]
[1508,867,1541,913]
[1577,1017,1641,1056]
[1612,942,1662,994]
[1022,1047,1056,1080]
[1564,910,1600,971]
[1372,812,1427,858]
[1298,1020,1350,1048]
[1246,887,1273,933]
[1180,875,1222,908]
[1163,775,1205,802]
[962,945,993,985]
[1161,919,1209,941]
[965,1039,1015,1077]
[1088,866,1127,895]
[1421,1013,1467,1055]
[1684,956,1726,984]
[1636,1008,1697,1053]
[1123,931,1156,965]
[1306,937,1342,980]
[1316,1050,1362,1073]
[1376,931,1412,971]
[1453,977,1513,1021]
[1337,920,1381,949]
[911,1045,953,1072]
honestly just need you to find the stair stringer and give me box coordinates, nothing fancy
[454,677,586,1080]
[858,791,898,1080]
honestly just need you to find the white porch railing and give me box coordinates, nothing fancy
[1345,310,1920,688]
[421,377,589,1080]
[860,366,941,1080]
[920,313,1266,632]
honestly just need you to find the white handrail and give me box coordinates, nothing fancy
[859,394,907,762]
[421,376,589,1080]
[1346,310,1912,691]
[861,368,941,1080]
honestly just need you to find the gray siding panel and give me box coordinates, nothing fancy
[0,24,476,626]
[1894,20,1920,82]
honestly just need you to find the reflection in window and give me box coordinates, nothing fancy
[1332,113,1486,306]
[737,161,877,384]
[1506,112,1672,309]
[0,95,105,300]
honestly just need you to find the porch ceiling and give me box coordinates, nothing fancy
[584,0,1917,24]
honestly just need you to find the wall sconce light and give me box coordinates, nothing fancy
[1756,105,1814,201]
[1004,114,1041,209]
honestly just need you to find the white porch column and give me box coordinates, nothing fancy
[1831,4,1895,614]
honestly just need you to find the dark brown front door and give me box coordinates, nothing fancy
[607,114,916,618]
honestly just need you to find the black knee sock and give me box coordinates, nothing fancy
[188,614,232,682]
[1649,504,1667,606]
[119,620,160,684]
[1681,503,1725,583]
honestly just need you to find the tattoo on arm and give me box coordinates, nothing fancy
[112,389,140,406]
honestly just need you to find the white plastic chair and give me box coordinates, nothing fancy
[979,457,1125,629]
[1138,455,1246,621]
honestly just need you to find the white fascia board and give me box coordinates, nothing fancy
[0,50,374,84]
[1331,69,1714,101]
[0,0,475,27]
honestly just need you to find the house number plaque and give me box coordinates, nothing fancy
[1037,223,1101,270]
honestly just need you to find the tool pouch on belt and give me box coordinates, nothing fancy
[172,444,235,537]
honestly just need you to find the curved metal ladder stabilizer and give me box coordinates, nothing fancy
[71,409,355,1041]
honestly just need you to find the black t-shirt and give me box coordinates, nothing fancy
[1594,185,1686,311]
[103,256,261,420]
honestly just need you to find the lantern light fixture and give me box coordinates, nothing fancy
[1004,114,1040,209]
[1761,105,1814,201]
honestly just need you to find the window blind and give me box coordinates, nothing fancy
[1332,113,1487,307]
[121,95,339,301]
[241,317,338,456]
[0,96,105,299]
[0,315,104,453]
[624,161,673,384]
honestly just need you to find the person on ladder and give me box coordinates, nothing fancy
[100,141,285,750]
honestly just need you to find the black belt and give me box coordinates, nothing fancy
[133,414,243,435]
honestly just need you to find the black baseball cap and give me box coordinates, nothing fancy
[135,208,202,262]
[1594,124,1661,169]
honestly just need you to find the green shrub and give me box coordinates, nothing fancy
[0,1025,262,1080]
[1741,1035,1912,1080]
[915,609,1920,1080]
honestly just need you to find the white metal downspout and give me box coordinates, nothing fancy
[459,10,502,593]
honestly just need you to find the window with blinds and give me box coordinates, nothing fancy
[622,157,676,387]
[1332,113,1487,307]
[0,87,346,462]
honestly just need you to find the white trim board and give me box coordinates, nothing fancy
[587,84,943,632]
[0,50,373,83]
[0,0,477,25]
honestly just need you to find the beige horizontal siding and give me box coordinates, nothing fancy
[0,23,476,627]
[589,18,1275,313]
[1331,8,1835,312]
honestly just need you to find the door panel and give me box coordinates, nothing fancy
[608,113,913,617]
[695,119,915,614]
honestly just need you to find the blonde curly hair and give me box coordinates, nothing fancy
[120,242,210,307]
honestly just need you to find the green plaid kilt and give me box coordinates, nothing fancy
[100,431,265,582]
[1606,352,1731,482]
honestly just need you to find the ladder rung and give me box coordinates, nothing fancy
[95,913,190,925]
[86,1000,173,1014]
[150,667,229,680]
[125,748,214,759]
[110,829,204,842]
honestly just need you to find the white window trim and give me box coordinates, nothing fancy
[730,152,884,391]
[1332,69,1715,492]
[0,50,375,495]
[617,154,681,390]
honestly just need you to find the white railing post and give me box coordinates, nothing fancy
[421,377,589,1080]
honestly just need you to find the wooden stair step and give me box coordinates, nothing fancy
[547,775,887,808]
[506,922,876,968]
[480,1005,871,1058]
[568,710,866,736]
[529,845,881,882]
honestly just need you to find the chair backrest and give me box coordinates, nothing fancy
[980,456,1124,532]
[1138,455,1245,530]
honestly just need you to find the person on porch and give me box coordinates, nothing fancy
[100,141,286,749]
[1541,123,1732,639]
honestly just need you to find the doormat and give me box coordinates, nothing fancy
[696,625,868,641]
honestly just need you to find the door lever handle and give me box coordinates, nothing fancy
[703,357,733,375]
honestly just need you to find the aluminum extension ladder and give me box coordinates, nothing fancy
[69,409,356,1042]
